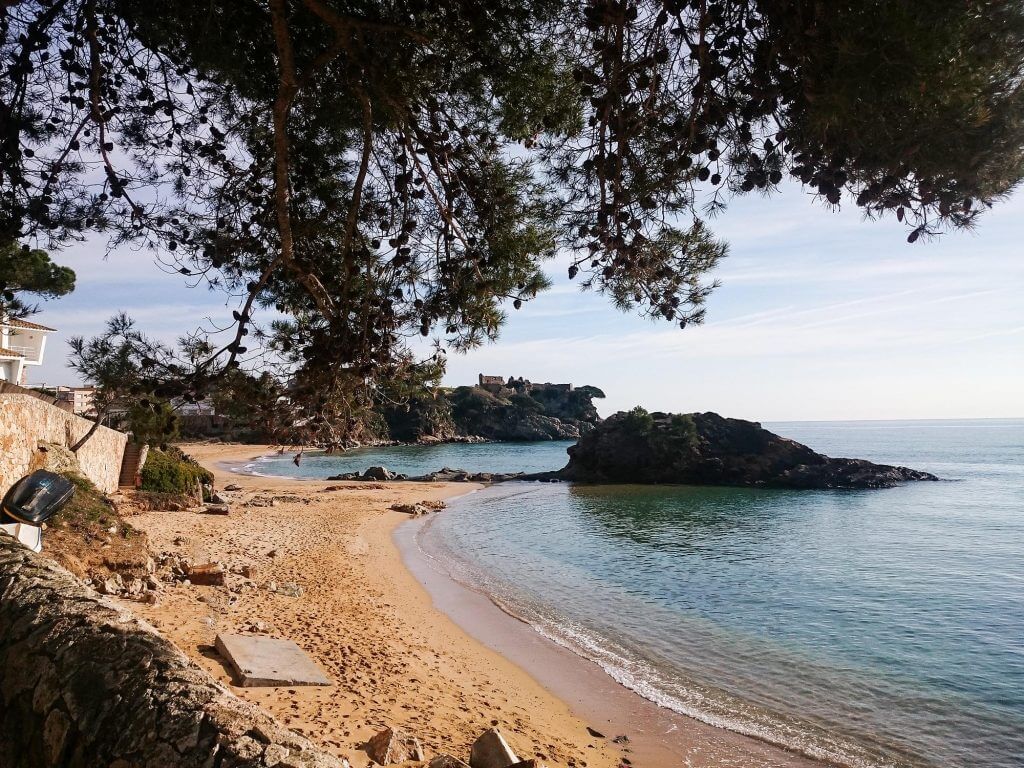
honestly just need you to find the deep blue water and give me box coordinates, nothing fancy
[249,420,1024,768]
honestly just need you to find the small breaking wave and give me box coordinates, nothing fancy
[480,586,902,768]
[413,491,923,768]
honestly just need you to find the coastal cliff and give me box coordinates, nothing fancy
[382,379,605,443]
[558,409,939,489]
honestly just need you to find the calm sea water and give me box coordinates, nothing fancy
[240,440,575,478]
[250,420,1024,768]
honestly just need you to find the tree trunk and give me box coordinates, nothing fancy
[71,410,106,453]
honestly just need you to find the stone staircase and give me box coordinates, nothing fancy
[118,442,145,488]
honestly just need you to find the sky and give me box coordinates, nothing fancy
[27,183,1024,422]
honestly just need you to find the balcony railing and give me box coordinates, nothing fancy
[5,344,40,361]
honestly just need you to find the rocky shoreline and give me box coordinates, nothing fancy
[328,410,939,491]
[328,466,535,484]
[559,410,939,490]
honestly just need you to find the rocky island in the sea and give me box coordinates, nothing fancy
[557,408,939,490]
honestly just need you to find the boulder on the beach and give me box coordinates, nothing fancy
[362,466,395,481]
[470,728,518,768]
[390,503,430,516]
[187,562,227,586]
[203,503,230,515]
[366,726,424,764]
[430,756,471,768]
[99,574,124,595]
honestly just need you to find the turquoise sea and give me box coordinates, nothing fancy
[246,419,1024,768]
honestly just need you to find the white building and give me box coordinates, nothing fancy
[0,316,55,385]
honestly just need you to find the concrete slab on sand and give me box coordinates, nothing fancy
[215,633,332,687]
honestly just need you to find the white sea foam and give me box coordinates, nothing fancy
[493,593,898,768]
[231,457,297,479]
[415,504,904,768]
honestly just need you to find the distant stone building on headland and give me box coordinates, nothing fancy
[477,374,506,391]
[477,373,573,395]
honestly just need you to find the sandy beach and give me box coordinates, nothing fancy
[121,442,621,768]
[120,443,824,768]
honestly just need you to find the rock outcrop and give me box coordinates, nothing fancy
[446,385,604,442]
[362,465,395,481]
[558,409,939,489]
[376,384,606,443]
[329,467,530,484]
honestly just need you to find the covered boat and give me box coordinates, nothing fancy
[0,470,76,553]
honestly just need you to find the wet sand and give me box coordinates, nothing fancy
[397,509,826,768]
[122,442,829,768]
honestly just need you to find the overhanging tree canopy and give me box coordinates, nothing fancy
[4,0,1023,440]
[0,241,75,315]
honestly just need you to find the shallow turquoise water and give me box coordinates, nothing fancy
[250,419,1024,768]
[240,440,574,478]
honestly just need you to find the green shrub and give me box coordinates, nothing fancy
[509,392,544,413]
[621,406,654,435]
[139,449,212,495]
[58,474,111,525]
[450,386,503,420]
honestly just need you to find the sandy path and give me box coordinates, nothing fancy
[122,443,620,768]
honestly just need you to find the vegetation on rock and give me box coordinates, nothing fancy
[442,384,604,441]
[43,474,151,582]
[561,409,938,489]
[139,448,213,495]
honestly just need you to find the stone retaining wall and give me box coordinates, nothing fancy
[0,393,127,494]
[0,535,343,768]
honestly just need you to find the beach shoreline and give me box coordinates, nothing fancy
[123,442,622,768]
[121,442,826,768]
[395,509,830,768]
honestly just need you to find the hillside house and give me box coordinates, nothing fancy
[0,316,55,386]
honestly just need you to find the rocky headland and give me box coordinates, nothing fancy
[558,409,939,489]
[382,377,606,443]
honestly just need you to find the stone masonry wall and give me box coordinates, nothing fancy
[0,535,343,768]
[0,393,127,494]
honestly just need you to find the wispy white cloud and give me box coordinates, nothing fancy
[40,302,234,330]
[26,176,1024,419]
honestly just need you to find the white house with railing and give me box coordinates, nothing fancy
[0,316,55,385]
